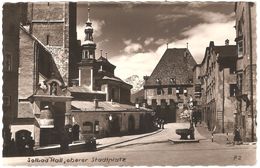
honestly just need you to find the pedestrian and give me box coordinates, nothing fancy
[158,119,162,129]
[161,119,165,129]
[233,127,242,145]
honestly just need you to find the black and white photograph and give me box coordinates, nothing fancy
[1,0,257,166]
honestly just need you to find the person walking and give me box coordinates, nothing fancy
[161,119,165,129]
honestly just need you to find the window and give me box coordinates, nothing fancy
[157,88,162,95]
[237,73,243,95]
[89,50,94,59]
[238,40,243,57]
[161,99,167,109]
[183,88,187,94]
[168,87,172,94]
[230,64,236,74]
[94,121,99,133]
[195,84,202,93]
[170,78,176,84]
[178,87,183,94]
[46,35,50,45]
[152,99,157,106]
[82,122,93,133]
[230,84,237,97]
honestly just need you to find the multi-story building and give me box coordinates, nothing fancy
[143,48,196,122]
[2,3,28,152]
[234,2,256,141]
[193,40,237,133]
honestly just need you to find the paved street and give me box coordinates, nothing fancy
[2,123,256,166]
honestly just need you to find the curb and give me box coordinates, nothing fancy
[97,129,163,150]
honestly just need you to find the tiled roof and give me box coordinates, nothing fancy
[145,48,196,86]
[215,45,237,60]
[71,101,153,112]
[102,76,133,88]
[97,56,116,68]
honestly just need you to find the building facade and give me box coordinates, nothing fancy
[2,3,28,151]
[193,41,237,133]
[234,2,256,141]
[143,48,196,122]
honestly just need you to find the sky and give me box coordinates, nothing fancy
[76,1,236,80]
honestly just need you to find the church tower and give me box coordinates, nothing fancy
[78,7,97,90]
[26,2,77,85]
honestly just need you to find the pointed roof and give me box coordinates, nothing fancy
[97,56,116,68]
[144,48,197,86]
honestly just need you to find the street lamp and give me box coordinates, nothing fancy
[108,114,113,121]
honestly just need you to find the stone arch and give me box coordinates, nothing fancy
[15,130,33,155]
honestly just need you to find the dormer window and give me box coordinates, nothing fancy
[99,65,103,72]
[184,89,187,94]
[176,89,179,94]
[170,78,176,84]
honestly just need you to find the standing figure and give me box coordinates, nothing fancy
[50,82,57,95]
[233,127,242,145]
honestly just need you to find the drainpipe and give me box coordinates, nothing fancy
[248,3,254,142]
[222,67,225,133]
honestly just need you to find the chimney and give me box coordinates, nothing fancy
[209,41,214,47]
[225,39,229,45]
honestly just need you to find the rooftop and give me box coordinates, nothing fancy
[144,48,196,86]
[71,101,153,112]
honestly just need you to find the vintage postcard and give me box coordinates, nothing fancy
[1,0,257,166]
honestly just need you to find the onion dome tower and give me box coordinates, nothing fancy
[81,7,96,60]
[78,7,97,90]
